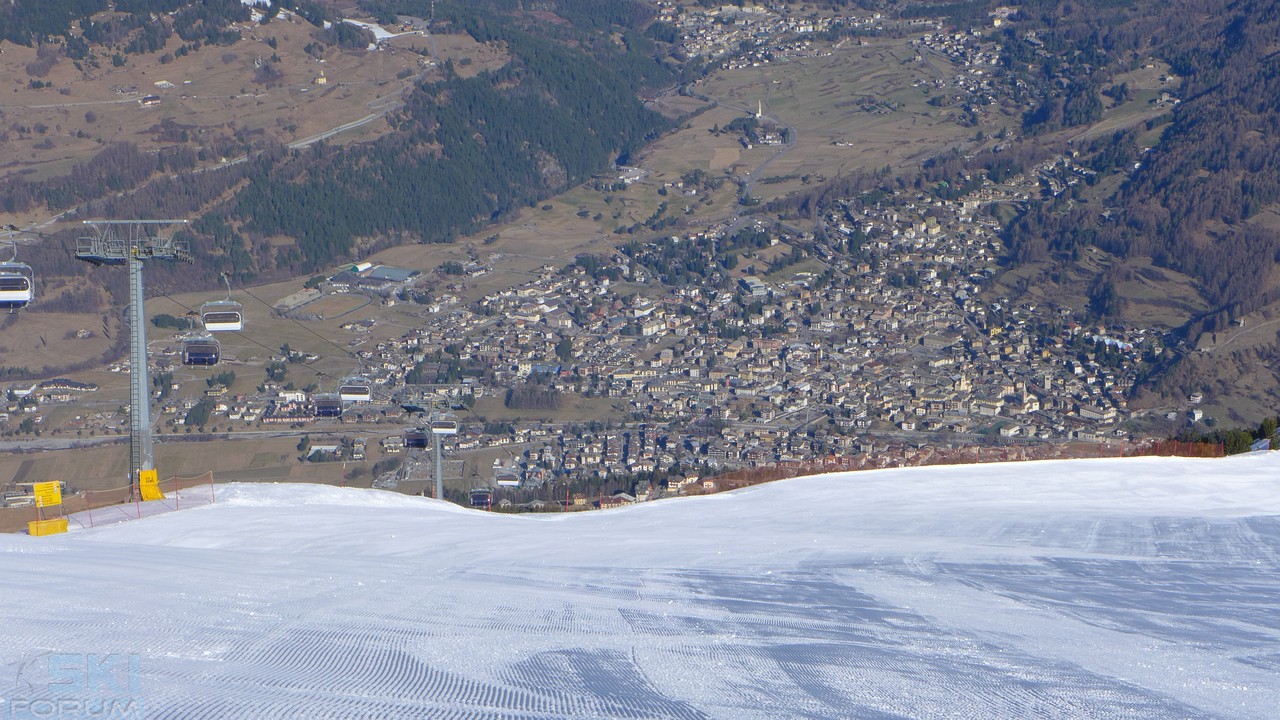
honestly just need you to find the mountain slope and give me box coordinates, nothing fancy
[3,455,1279,718]
[1001,0,1280,332]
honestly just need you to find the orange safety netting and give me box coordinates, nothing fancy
[1,472,217,533]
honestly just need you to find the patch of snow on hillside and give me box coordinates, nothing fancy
[341,18,418,49]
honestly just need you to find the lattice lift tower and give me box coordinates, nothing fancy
[76,220,191,501]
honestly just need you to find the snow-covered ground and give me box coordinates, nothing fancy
[3,454,1279,718]
[341,19,419,45]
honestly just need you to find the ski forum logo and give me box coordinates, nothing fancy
[3,653,143,719]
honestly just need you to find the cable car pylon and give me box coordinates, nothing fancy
[429,411,458,501]
[77,220,192,502]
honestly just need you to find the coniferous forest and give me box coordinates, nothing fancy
[229,4,673,273]
[994,0,1280,334]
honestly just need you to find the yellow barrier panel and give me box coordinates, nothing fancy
[33,481,62,508]
[138,469,164,502]
[28,518,69,536]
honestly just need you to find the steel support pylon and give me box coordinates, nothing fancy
[127,251,153,480]
[435,433,443,501]
[77,220,190,500]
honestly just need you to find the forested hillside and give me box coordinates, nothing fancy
[0,0,680,389]
[998,0,1280,335]
[227,0,672,272]
[3,0,676,287]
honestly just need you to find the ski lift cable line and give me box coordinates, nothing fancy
[26,225,389,400]
[2,223,323,365]
[229,280,390,402]
[11,221,360,368]
[150,285,347,383]
[231,279,366,363]
[153,284,397,407]
[154,276,355,365]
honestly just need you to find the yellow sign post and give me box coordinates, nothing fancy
[28,480,68,536]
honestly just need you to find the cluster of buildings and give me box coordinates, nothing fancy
[257,175,1161,485]
[655,1,883,65]
[325,262,421,296]
[910,28,1011,121]
[0,380,99,433]
[0,166,1173,486]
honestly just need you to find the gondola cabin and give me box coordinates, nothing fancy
[429,419,459,435]
[469,487,493,509]
[182,336,221,366]
[201,300,243,332]
[0,241,32,311]
[0,264,33,311]
[314,394,343,418]
[338,378,372,403]
[403,428,430,450]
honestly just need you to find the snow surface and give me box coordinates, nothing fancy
[341,18,419,47]
[3,454,1280,718]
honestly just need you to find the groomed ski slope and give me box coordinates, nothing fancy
[3,453,1280,719]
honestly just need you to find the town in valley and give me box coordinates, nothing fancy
[0,0,1264,512]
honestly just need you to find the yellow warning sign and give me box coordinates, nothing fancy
[33,481,61,508]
